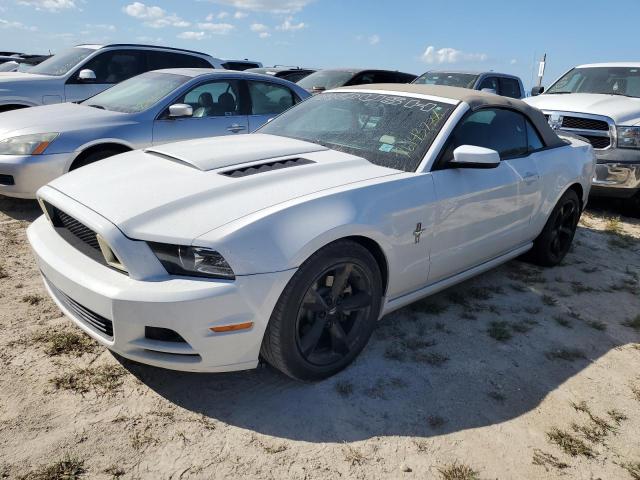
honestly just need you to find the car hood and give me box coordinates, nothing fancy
[0,102,131,138]
[47,134,400,242]
[525,93,640,126]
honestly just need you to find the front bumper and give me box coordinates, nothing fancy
[27,213,296,373]
[0,152,71,199]
[591,155,640,199]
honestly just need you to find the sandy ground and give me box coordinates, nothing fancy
[0,195,638,480]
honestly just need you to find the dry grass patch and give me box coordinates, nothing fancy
[546,348,586,362]
[342,444,367,466]
[335,380,354,398]
[622,461,640,480]
[32,329,96,356]
[50,364,126,395]
[22,293,44,306]
[104,465,125,478]
[586,319,607,331]
[413,351,449,366]
[438,461,480,480]
[546,427,595,457]
[19,453,85,480]
[622,315,640,331]
[532,449,570,471]
[487,321,512,342]
[409,300,448,315]
[554,316,573,328]
[542,294,558,306]
[0,263,8,279]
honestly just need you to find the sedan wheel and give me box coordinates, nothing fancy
[527,189,580,267]
[261,240,382,381]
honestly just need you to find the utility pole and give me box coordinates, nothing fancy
[537,53,547,88]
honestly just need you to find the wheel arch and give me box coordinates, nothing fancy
[338,235,390,297]
[566,182,585,210]
[0,103,31,113]
[69,141,133,171]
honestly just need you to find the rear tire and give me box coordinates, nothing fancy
[70,149,123,171]
[261,240,382,381]
[527,189,581,267]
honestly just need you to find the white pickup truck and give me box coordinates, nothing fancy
[525,63,640,207]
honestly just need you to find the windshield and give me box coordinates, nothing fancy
[413,72,479,88]
[28,47,94,76]
[547,67,640,98]
[259,92,454,172]
[80,71,190,114]
[297,70,356,91]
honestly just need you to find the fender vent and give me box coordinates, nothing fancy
[220,158,314,178]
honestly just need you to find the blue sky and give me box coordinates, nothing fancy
[0,0,639,89]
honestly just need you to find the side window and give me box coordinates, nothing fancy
[178,80,241,118]
[148,51,212,70]
[281,72,307,83]
[248,81,295,115]
[443,108,528,163]
[350,72,376,85]
[526,121,545,152]
[80,50,146,84]
[478,76,499,92]
[499,77,522,99]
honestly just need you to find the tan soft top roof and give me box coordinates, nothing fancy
[337,84,565,148]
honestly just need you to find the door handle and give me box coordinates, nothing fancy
[226,124,246,133]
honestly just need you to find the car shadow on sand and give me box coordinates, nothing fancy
[0,196,41,222]
[119,215,640,443]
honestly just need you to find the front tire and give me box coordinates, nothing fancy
[261,240,383,381]
[527,189,581,266]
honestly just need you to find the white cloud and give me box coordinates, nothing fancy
[510,58,517,65]
[17,0,77,12]
[421,45,488,64]
[368,34,380,45]
[216,11,229,18]
[250,22,268,32]
[258,31,270,38]
[196,22,234,34]
[0,18,37,30]
[123,2,189,28]
[86,23,116,31]
[233,10,248,18]
[177,31,206,40]
[276,16,305,31]
[203,0,313,13]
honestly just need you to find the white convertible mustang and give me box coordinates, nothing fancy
[28,85,595,381]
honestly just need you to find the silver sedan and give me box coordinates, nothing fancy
[0,68,310,198]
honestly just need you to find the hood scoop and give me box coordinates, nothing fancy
[144,134,328,172]
[220,157,315,178]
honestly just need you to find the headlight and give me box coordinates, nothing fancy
[0,133,59,155]
[148,242,235,280]
[617,126,640,149]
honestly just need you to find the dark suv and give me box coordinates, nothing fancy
[298,68,417,94]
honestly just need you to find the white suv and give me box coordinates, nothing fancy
[526,63,640,206]
[0,44,224,112]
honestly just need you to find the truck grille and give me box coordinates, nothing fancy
[580,135,611,150]
[561,116,609,131]
[47,277,113,339]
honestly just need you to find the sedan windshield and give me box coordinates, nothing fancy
[28,47,94,76]
[547,67,640,98]
[81,72,190,114]
[297,70,356,91]
[259,92,454,172]
[413,72,479,88]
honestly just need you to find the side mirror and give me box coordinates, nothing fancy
[450,145,500,169]
[168,103,193,118]
[480,88,497,95]
[311,86,326,94]
[531,85,544,96]
[78,69,96,82]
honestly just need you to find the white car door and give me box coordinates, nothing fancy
[428,108,538,283]
[152,79,249,145]
[65,50,146,103]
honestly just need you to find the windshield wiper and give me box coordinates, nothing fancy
[86,104,105,110]
[546,91,573,95]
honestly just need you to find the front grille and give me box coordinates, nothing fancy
[0,174,14,185]
[562,116,609,131]
[581,135,611,149]
[47,278,113,339]
[55,209,101,251]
